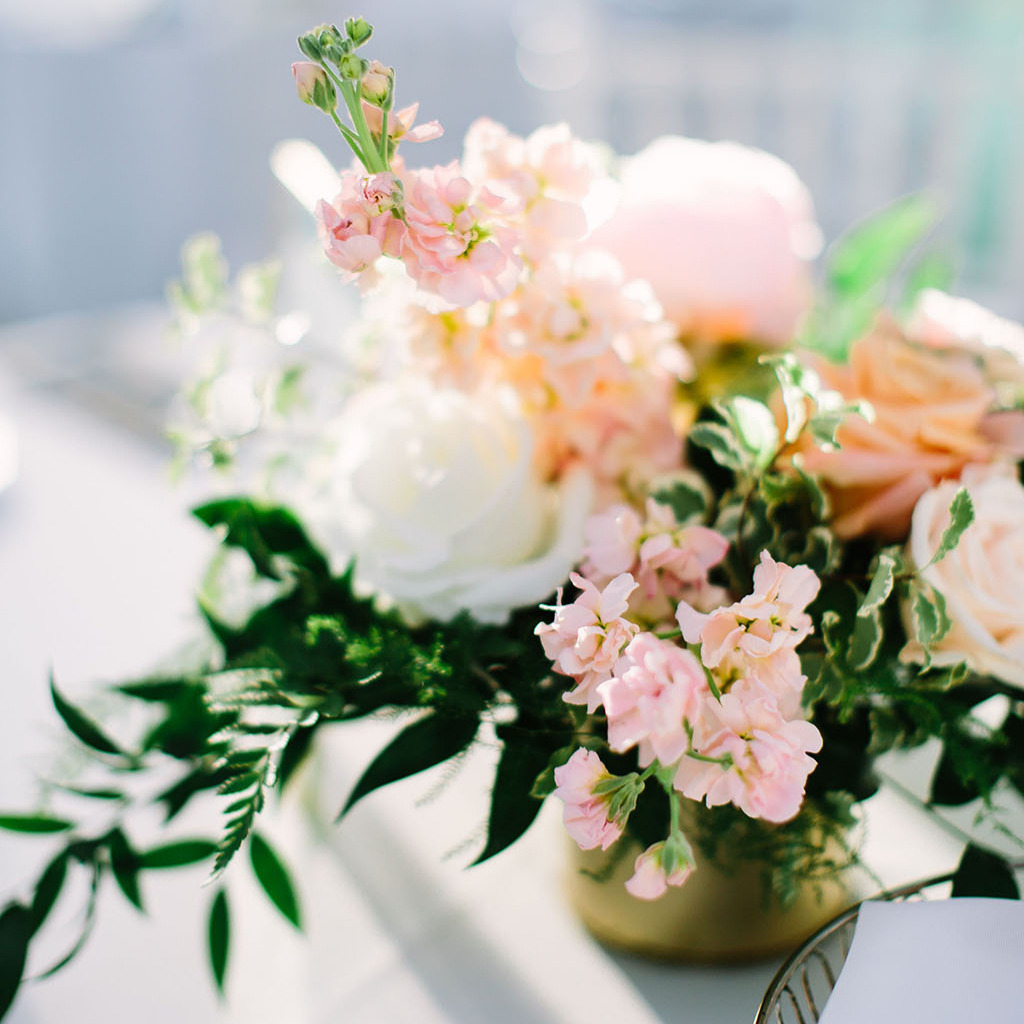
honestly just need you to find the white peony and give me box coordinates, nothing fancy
[312,377,594,624]
[904,466,1024,687]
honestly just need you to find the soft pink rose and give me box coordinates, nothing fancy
[903,466,1024,688]
[799,318,1024,541]
[552,748,624,851]
[588,136,821,343]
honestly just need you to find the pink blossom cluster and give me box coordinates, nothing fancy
[551,748,624,851]
[544,545,824,897]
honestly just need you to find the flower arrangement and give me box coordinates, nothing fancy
[4,15,1024,1015]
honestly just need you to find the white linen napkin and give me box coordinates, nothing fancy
[819,897,1024,1023]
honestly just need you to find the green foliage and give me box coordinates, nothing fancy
[208,889,230,996]
[802,193,939,362]
[50,675,129,759]
[0,814,74,834]
[951,844,1020,900]
[923,488,975,569]
[249,834,302,930]
[0,904,32,1019]
[340,713,480,818]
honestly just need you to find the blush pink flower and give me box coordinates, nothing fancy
[316,171,405,279]
[797,318,1024,541]
[677,552,819,671]
[588,136,821,343]
[359,172,401,214]
[486,249,680,407]
[536,572,640,711]
[583,503,645,579]
[462,118,604,260]
[674,681,822,823]
[598,632,708,767]
[363,101,444,144]
[552,748,624,851]
[401,162,523,306]
[625,839,695,900]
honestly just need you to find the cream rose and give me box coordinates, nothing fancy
[313,378,594,624]
[587,135,821,344]
[903,467,1024,687]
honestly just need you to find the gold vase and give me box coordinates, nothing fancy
[565,830,857,963]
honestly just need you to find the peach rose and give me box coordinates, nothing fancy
[587,136,821,344]
[903,467,1024,688]
[799,318,1024,541]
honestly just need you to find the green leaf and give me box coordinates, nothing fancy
[530,745,577,800]
[762,353,820,443]
[902,251,956,309]
[951,844,1019,899]
[50,674,127,758]
[0,814,74,835]
[277,725,316,792]
[218,772,261,796]
[208,889,230,996]
[29,855,67,936]
[108,829,144,912]
[828,194,937,300]
[649,473,709,524]
[340,713,479,817]
[249,834,301,930]
[688,421,747,474]
[139,839,218,870]
[912,584,953,660]
[848,610,884,672]
[860,550,901,616]
[473,728,566,866]
[117,678,190,703]
[716,396,779,472]
[923,488,974,569]
[0,903,33,1019]
[192,499,329,582]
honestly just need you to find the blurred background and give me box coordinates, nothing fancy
[2,0,1023,327]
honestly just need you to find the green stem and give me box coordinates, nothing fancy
[669,789,681,834]
[686,750,733,767]
[329,109,366,164]
[338,79,385,173]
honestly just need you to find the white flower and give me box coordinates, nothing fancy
[904,466,1024,687]
[312,378,593,624]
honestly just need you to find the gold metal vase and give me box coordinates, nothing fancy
[565,831,857,963]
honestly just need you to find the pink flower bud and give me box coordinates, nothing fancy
[291,61,336,112]
[361,59,393,106]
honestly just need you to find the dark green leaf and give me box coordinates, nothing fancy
[249,834,301,930]
[860,550,900,615]
[473,728,565,866]
[50,674,127,758]
[277,725,316,792]
[530,745,577,800]
[951,844,1019,899]
[649,474,708,524]
[117,678,190,702]
[340,713,479,817]
[0,903,32,1019]
[29,854,68,935]
[930,749,983,807]
[47,783,124,802]
[218,772,261,796]
[139,839,218,869]
[848,610,883,672]
[192,499,329,581]
[208,889,230,996]
[108,829,144,912]
[0,814,74,835]
[688,421,747,474]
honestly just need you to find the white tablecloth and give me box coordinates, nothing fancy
[0,310,963,1024]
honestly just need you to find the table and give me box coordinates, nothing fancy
[0,309,964,1024]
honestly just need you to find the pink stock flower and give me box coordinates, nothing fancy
[401,162,523,306]
[598,632,708,767]
[536,572,640,711]
[359,172,401,214]
[292,61,332,106]
[462,118,604,260]
[678,552,819,672]
[316,172,405,279]
[363,101,444,144]
[360,59,393,105]
[487,250,680,407]
[674,681,822,823]
[583,503,645,579]
[552,748,624,851]
[625,840,694,900]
